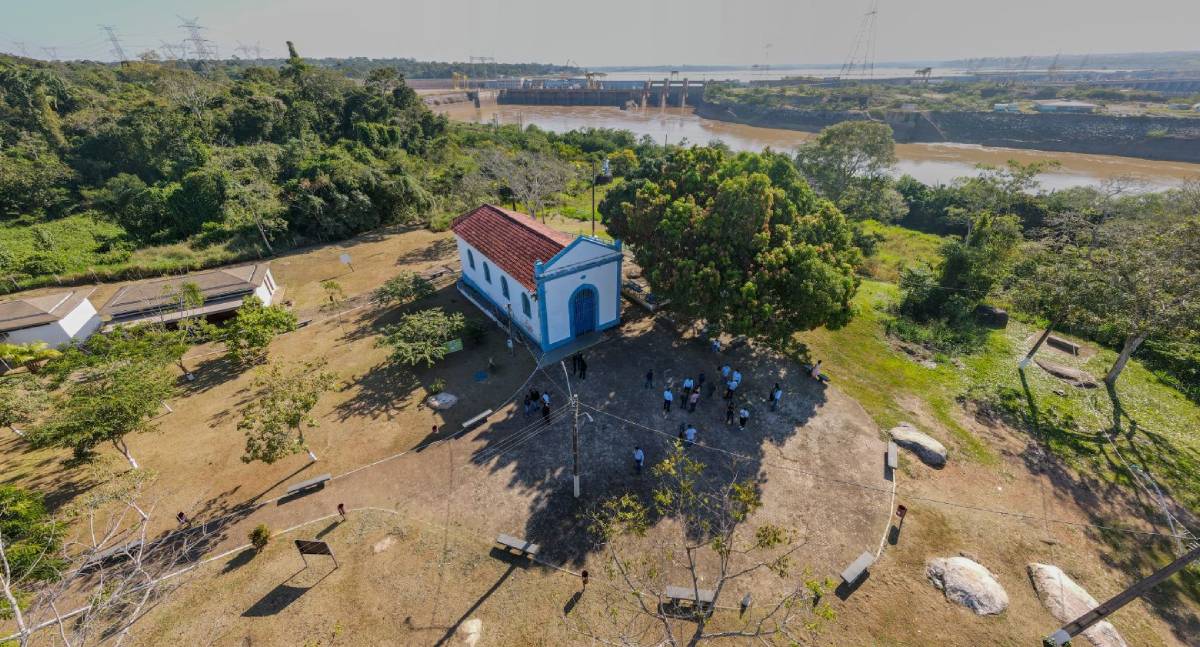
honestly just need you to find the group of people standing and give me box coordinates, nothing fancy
[521,388,552,420]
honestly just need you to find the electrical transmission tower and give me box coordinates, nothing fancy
[99,26,128,62]
[41,46,59,61]
[12,41,29,58]
[840,0,880,79]
[178,16,216,63]
[159,41,185,61]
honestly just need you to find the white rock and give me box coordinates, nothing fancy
[926,556,1009,615]
[1027,563,1127,647]
[455,618,482,646]
[427,392,459,410]
[889,423,948,467]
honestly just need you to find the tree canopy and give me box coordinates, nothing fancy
[602,147,863,346]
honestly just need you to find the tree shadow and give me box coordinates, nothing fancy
[465,322,827,569]
[432,563,518,647]
[181,353,247,396]
[999,368,1200,644]
[395,238,457,266]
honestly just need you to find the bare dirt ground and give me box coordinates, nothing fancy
[3,224,1196,646]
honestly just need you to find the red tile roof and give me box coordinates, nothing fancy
[451,204,573,291]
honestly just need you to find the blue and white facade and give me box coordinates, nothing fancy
[452,205,623,353]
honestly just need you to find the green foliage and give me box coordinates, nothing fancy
[320,279,346,309]
[901,212,1022,322]
[222,296,298,365]
[0,485,65,618]
[795,121,904,222]
[371,271,433,308]
[0,341,61,372]
[377,307,465,366]
[249,523,271,550]
[31,359,176,467]
[605,146,863,347]
[239,358,337,464]
[0,375,47,433]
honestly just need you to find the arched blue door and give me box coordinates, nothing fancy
[570,286,597,337]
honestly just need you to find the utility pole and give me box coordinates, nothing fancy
[1043,542,1200,646]
[591,158,597,237]
[561,361,588,498]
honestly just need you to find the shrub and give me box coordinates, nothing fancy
[249,523,271,550]
[428,378,446,394]
[372,271,434,308]
[377,308,466,366]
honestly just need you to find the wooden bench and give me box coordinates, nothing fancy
[665,585,716,613]
[285,473,332,496]
[462,409,494,430]
[886,442,899,470]
[495,533,540,558]
[840,551,875,585]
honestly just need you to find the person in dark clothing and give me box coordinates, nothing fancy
[523,394,532,417]
[542,402,551,421]
[578,357,587,380]
[644,369,654,388]
[725,401,736,425]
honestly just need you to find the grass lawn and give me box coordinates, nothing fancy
[858,219,947,283]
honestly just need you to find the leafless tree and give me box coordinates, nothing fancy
[570,445,835,646]
[478,150,576,221]
[2,471,214,647]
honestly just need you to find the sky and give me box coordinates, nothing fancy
[3,0,1198,67]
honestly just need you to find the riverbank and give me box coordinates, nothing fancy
[436,102,1200,189]
[694,100,1200,164]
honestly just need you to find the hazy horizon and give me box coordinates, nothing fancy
[4,0,1199,68]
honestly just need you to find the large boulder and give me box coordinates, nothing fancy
[427,392,459,410]
[1027,563,1127,647]
[926,556,1009,615]
[1034,359,1099,388]
[889,423,947,468]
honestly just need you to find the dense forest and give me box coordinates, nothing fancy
[0,49,629,291]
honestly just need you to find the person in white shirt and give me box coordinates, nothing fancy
[771,383,783,411]
[738,408,750,430]
[663,388,674,413]
[720,364,731,379]
[732,369,742,384]
[633,447,645,473]
[542,392,551,406]
[684,425,697,446]
[682,376,694,392]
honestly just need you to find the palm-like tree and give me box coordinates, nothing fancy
[0,341,62,373]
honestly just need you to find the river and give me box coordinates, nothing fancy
[436,103,1200,191]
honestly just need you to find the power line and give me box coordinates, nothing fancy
[98,25,127,63]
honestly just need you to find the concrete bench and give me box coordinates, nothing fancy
[840,551,875,585]
[285,473,332,496]
[886,442,899,470]
[1046,335,1081,356]
[462,409,494,430]
[495,533,540,558]
[665,585,716,612]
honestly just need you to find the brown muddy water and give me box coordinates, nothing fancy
[437,103,1200,191]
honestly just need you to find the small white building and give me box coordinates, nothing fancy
[100,264,278,331]
[452,204,623,354]
[0,289,101,347]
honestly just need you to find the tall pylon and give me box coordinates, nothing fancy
[840,0,880,79]
[178,16,215,63]
[99,26,128,63]
[41,46,59,61]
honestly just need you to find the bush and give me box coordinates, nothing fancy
[377,307,466,366]
[428,378,446,394]
[463,317,488,345]
[249,523,271,550]
[372,271,434,308]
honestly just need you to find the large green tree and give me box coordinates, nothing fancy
[377,308,466,366]
[0,485,65,620]
[222,296,298,365]
[239,359,337,464]
[31,359,176,468]
[604,147,863,345]
[795,121,906,222]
